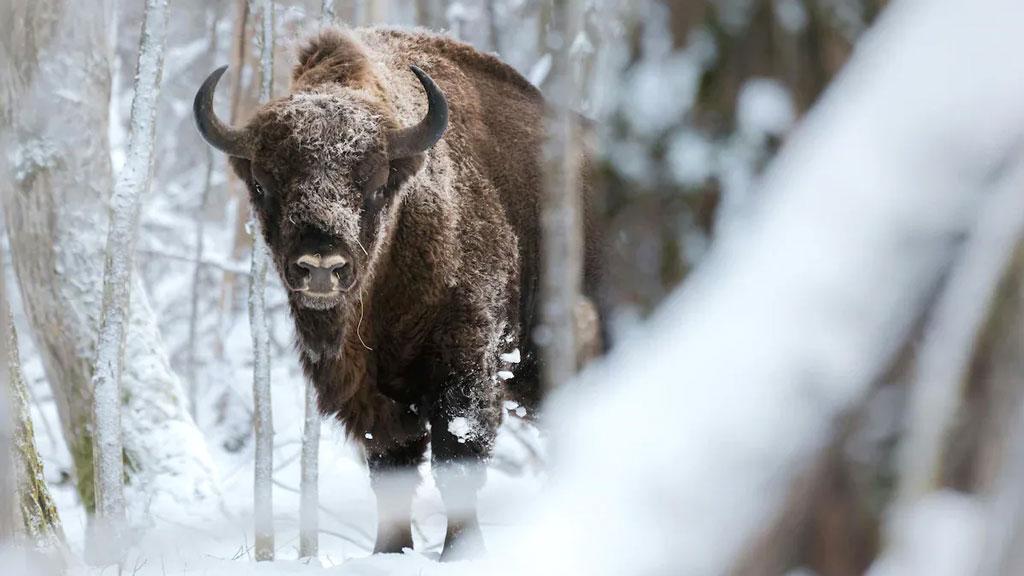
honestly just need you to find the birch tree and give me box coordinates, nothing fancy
[252,0,275,562]
[539,0,584,392]
[91,1,171,555]
[297,1,334,561]
[299,380,319,559]
[0,0,219,534]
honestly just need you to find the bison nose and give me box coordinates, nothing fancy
[293,254,352,294]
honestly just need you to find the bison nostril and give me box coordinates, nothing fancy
[329,261,349,277]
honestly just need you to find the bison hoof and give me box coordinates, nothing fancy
[373,527,414,555]
[439,518,486,562]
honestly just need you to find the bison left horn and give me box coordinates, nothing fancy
[193,65,252,158]
[387,65,449,159]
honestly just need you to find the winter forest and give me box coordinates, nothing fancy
[2,0,1024,574]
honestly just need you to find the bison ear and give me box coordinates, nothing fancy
[387,154,425,192]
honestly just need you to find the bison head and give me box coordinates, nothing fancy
[193,65,448,310]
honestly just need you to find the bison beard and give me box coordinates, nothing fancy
[194,27,603,560]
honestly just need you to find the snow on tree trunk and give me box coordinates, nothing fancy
[299,382,320,559]
[483,0,1024,574]
[252,0,275,562]
[0,0,219,531]
[7,308,66,556]
[539,0,584,393]
[187,171,215,418]
[320,0,335,27]
[90,1,171,557]
[297,1,337,561]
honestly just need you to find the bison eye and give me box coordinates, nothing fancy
[253,181,265,196]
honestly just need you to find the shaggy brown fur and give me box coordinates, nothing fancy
[223,26,604,559]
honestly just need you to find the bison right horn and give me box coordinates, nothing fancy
[387,65,449,159]
[193,66,252,159]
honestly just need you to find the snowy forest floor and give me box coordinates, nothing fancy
[17,277,547,575]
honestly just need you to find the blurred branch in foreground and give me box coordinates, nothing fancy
[482,0,1024,574]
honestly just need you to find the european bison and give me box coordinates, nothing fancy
[193,27,603,559]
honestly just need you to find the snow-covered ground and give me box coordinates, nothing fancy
[15,271,545,574]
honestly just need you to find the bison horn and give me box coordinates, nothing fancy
[193,66,251,158]
[387,65,449,159]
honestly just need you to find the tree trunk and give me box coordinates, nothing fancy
[414,0,431,27]
[539,0,584,393]
[420,0,448,30]
[213,0,255,449]
[188,7,223,420]
[8,307,66,555]
[320,0,335,27]
[0,240,14,544]
[485,0,502,53]
[299,382,319,558]
[252,0,275,562]
[0,0,219,529]
[90,0,171,557]
[365,0,385,26]
[297,2,335,561]
[218,0,252,364]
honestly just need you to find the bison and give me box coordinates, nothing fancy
[193,27,603,559]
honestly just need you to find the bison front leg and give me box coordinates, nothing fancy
[367,437,427,554]
[430,376,500,561]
